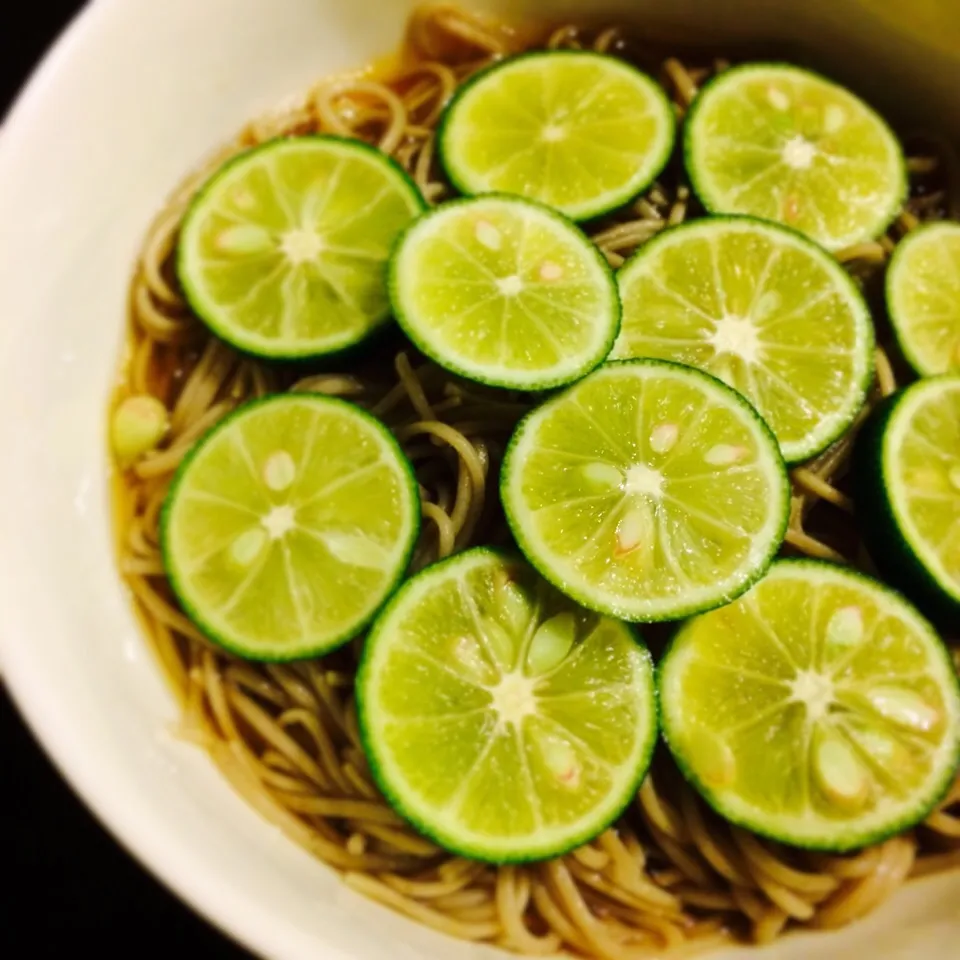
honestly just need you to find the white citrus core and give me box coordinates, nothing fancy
[624,463,664,498]
[782,135,817,170]
[281,228,323,263]
[711,315,761,363]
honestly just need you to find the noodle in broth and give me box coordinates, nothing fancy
[113,6,960,955]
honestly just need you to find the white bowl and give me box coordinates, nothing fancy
[0,1,957,957]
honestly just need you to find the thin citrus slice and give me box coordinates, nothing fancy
[887,221,960,376]
[660,559,960,851]
[357,547,657,862]
[685,63,906,250]
[161,395,419,660]
[854,375,960,625]
[439,51,675,221]
[501,359,790,622]
[390,195,619,390]
[178,136,425,359]
[613,216,874,463]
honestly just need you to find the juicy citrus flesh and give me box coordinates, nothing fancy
[686,64,905,250]
[162,396,418,659]
[613,218,873,463]
[503,361,789,622]
[391,196,619,389]
[441,52,675,221]
[661,561,960,850]
[886,377,960,602]
[178,137,424,357]
[358,548,657,861]
[887,222,960,376]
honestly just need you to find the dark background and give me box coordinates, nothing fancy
[1,4,246,956]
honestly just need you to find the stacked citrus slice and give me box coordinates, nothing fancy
[660,560,960,850]
[357,548,658,862]
[613,216,874,462]
[501,360,790,621]
[440,51,675,221]
[684,64,906,250]
[157,46,960,870]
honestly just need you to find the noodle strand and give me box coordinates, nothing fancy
[113,8,960,957]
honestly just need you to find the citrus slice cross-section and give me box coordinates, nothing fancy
[659,560,960,851]
[161,395,420,661]
[854,375,960,624]
[390,195,620,390]
[613,216,874,463]
[886,221,960,377]
[501,359,790,622]
[684,63,906,250]
[439,51,675,221]
[357,548,657,863]
[178,136,425,359]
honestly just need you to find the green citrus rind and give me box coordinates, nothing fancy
[886,221,960,378]
[659,559,960,852]
[357,547,659,863]
[853,376,960,626]
[389,194,620,390]
[501,359,791,622]
[178,135,426,360]
[161,394,420,661]
[613,214,875,464]
[684,63,907,251]
[439,50,676,221]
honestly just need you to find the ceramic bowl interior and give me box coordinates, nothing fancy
[0,1,956,957]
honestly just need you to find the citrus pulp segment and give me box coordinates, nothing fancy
[659,560,960,851]
[439,51,675,221]
[853,375,960,623]
[178,136,425,359]
[390,195,620,390]
[612,216,874,463]
[161,395,420,660]
[886,221,960,376]
[501,360,790,622]
[684,64,906,250]
[357,547,658,862]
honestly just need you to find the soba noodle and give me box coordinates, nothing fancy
[113,6,960,955]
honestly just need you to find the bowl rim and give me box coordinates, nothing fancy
[2,6,959,960]
[0,3,358,957]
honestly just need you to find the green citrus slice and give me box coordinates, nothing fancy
[389,195,620,390]
[854,375,960,625]
[357,547,657,862]
[178,136,425,359]
[161,395,419,660]
[887,221,960,377]
[685,63,906,250]
[613,216,874,463]
[660,559,960,851]
[439,51,675,221]
[501,360,790,622]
